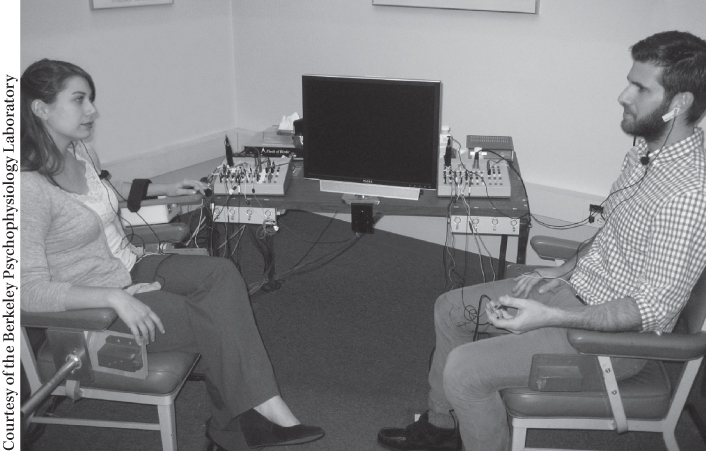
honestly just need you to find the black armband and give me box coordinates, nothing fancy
[127,179,152,212]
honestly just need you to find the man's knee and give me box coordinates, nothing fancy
[434,288,484,333]
[433,293,448,325]
[434,291,468,333]
[444,340,509,401]
[442,345,483,401]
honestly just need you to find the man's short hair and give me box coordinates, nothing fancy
[631,31,706,125]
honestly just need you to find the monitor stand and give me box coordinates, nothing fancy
[319,180,421,201]
[342,194,380,205]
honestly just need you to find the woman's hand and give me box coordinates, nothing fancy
[164,179,208,197]
[124,281,161,296]
[107,288,165,344]
[65,286,165,344]
[511,266,568,299]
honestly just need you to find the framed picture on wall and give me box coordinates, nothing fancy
[372,0,538,14]
[91,0,173,9]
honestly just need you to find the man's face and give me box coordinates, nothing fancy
[618,61,673,143]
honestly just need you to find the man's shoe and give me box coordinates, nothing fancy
[202,438,228,451]
[377,411,460,451]
[239,408,325,448]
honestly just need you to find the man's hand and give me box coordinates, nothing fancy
[485,295,556,334]
[512,267,569,299]
[487,293,642,334]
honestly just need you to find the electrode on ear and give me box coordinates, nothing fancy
[662,107,680,122]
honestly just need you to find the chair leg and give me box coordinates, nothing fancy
[510,423,527,451]
[686,402,706,446]
[158,404,178,451]
[685,359,706,447]
[662,429,679,451]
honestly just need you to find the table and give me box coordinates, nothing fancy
[153,154,531,285]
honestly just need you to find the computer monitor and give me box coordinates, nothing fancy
[302,75,441,202]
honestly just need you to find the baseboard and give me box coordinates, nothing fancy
[524,182,606,229]
[103,128,258,182]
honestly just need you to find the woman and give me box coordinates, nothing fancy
[20,59,324,451]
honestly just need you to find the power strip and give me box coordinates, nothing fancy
[137,244,210,256]
[450,215,520,235]
[161,248,210,256]
[211,205,278,225]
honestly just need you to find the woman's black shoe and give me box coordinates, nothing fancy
[239,408,325,448]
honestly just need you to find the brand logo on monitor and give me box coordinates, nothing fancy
[363,179,373,184]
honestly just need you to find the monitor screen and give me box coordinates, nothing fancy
[302,75,441,198]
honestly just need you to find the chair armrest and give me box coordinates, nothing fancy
[125,222,191,245]
[567,329,706,361]
[21,308,117,331]
[119,194,200,246]
[531,235,583,261]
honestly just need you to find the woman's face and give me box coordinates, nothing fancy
[40,76,97,151]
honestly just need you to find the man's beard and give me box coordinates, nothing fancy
[621,98,672,144]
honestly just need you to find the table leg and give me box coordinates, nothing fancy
[499,219,530,279]
[517,218,530,265]
[498,235,508,280]
[246,225,281,292]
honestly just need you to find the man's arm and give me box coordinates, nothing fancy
[487,294,642,334]
[547,296,642,331]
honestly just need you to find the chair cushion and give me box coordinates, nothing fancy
[501,360,672,420]
[37,341,199,395]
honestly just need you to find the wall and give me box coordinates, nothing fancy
[18,1,706,264]
[231,0,706,201]
[20,0,238,175]
[229,0,705,263]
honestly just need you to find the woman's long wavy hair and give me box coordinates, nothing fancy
[20,59,95,183]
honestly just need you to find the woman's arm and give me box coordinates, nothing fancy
[21,175,72,312]
[21,173,161,343]
[66,286,164,344]
[146,179,208,197]
[84,144,206,200]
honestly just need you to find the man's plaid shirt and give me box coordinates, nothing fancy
[570,127,706,333]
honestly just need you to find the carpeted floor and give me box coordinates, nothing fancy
[25,211,706,451]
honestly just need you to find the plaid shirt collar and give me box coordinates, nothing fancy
[634,127,705,168]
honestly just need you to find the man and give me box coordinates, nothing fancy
[377,30,706,451]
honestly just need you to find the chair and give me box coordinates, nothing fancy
[120,193,204,254]
[21,195,203,451]
[501,235,706,451]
